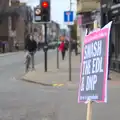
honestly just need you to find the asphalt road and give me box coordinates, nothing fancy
[0,50,58,80]
[0,50,120,120]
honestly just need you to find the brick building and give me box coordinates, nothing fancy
[0,0,32,53]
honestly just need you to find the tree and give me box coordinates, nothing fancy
[70,22,77,40]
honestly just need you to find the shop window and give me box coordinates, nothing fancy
[113,0,120,4]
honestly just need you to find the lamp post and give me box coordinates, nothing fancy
[68,0,72,81]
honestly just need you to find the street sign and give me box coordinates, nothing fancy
[78,22,112,103]
[64,11,74,25]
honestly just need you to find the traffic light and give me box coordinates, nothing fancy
[34,7,42,22]
[34,0,51,23]
[40,0,51,22]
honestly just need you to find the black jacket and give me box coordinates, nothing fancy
[109,29,114,57]
[109,40,114,57]
[25,38,37,52]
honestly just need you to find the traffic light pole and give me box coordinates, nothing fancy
[57,36,59,69]
[56,24,59,69]
[100,0,103,28]
[69,27,72,81]
[68,0,72,81]
[44,23,48,72]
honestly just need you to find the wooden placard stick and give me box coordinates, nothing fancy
[86,100,92,120]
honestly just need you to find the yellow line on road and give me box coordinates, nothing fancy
[53,84,57,86]
[52,84,64,87]
[58,84,64,86]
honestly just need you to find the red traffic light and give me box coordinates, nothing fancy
[42,1,49,8]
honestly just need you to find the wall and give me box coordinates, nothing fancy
[0,18,8,41]
[0,0,9,41]
[33,23,44,43]
[16,16,25,49]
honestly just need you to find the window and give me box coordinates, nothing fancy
[113,0,120,3]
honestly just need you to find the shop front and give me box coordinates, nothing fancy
[109,4,120,72]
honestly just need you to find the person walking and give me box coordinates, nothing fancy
[25,34,37,70]
[58,41,66,60]
[72,40,78,56]
[2,41,5,53]
[108,40,114,80]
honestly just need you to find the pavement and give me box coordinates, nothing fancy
[22,53,80,87]
[0,51,23,57]
[0,50,120,120]
[22,53,120,87]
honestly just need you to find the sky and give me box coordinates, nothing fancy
[20,0,77,28]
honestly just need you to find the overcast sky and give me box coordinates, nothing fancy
[20,0,76,28]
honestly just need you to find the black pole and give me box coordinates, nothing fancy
[100,8,103,28]
[100,0,104,28]
[69,26,72,81]
[44,23,48,72]
[56,25,59,69]
[57,41,59,69]
[68,0,72,81]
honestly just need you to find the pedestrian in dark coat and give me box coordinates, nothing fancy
[25,34,37,69]
[108,33,114,80]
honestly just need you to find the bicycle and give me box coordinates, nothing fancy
[25,51,33,73]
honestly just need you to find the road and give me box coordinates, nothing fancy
[0,50,120,120]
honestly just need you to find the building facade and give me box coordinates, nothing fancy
[77,0,100,53]
[0,0,10,52]
[77,0,100,13]
[77,0,100,25]
[101,0,120,72]
[0,0,33,52]
[77,0,120,72]
[47,21,60,42]
[33,20,60,45]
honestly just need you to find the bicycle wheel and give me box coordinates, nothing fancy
[25,55,30,73]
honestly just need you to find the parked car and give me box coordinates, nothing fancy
[48,40,58,49]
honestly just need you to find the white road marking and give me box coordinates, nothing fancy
[10,77,17,82]
[38,88,60,93]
